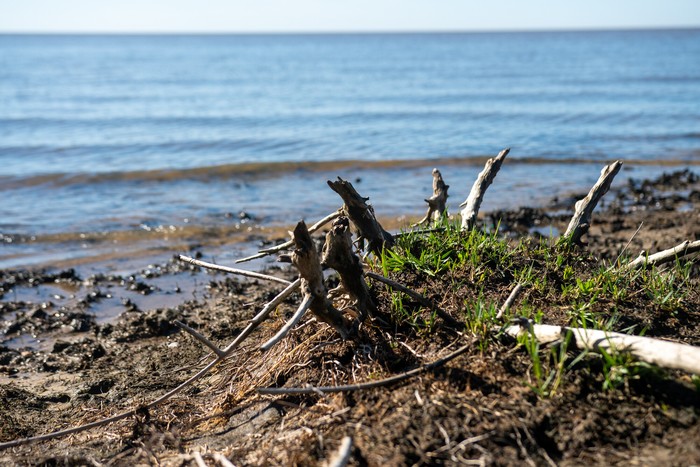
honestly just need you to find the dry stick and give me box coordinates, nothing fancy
[624,239,700,270]
[178,254,292,286]
[326,437,353,467]
[365,271,461,328]
[413,168,449,227]
[174,320,225,357]
[561,160,623,246]
[327,177,394,256]
[260,294,313,351]
[505,320,700,375]
[257,339,474,395]
[212,453,236,467]
[496,283,524,320]
[236,209,342,263]
[0,279,301,451]
[459,148,510,231]
[322,216,377,319]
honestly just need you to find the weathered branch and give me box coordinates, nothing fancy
[327,177,394,255]
[561,160,622,246]
[326,437,353,467]
[413,168,449,227]
[257,339,474,394]
[321,216,377,319]
[235,210,342,263]
[505,320,700,375]
[178,255,292,286]
[624,239,700,270]
[496,283,524,319]
[460,148,510,230]
[290,220,351,338]
[174,320,225,357]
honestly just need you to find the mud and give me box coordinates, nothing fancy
[0,169,699,466]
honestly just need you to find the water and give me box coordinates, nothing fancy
[1,30,699,269]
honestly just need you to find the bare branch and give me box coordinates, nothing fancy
[496,283,523,319]
[505,320,700,374]
[561,160,622,246]
[624,239,700,270]
[174,320,225,357]
[178,255,292,285]
[326,437,353,467]
[460,148,510,230]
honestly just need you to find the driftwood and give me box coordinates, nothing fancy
[236,210,342,263]
[496,283,524,319]
[178,255,292,285]
[562,160,622,246]
[321,216,377,319]
[327,177,394,255]
[288,221,351,339]
[414,168,449,227]
[326,437,353,467]
[624,239,700,270]
[460,148,510,230]
[505,320,700,375]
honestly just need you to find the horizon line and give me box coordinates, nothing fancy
[1,25,699,35]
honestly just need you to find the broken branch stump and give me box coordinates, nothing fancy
[460,148,510,230]
[321,216,377,319]
[327,177,394,255]
[414,168,449,227]
[561,160,622,246]
[290,220,351,338]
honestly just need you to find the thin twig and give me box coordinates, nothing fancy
[0,279,302,450]
[236,210,342,263]
[365,271,461,328]
[174,320,225,357]
[178,255,292,285]
[611,221,644,268]
[496,283,523,319]
[260,295,314,351]
[256,339,474,395]
[327,437,353,467]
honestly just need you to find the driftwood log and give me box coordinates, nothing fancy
[327,177,394,255]
[460,148,510,230]
[506,320,700,375]
[321,216,377,320]
[562,160,622,246]
[414,168,449,227]
[287,220,351,338]
[624,239,700,270]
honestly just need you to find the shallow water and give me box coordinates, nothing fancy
[1,31,699,268]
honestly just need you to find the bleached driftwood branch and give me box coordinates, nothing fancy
[289,220,351,338]
[505,321,700,375]
[235,210,342,263]
[326,437,353,467]
[624,239,700,270]
[322,216,377,319]
[460,148,510,230]
[413,168,449,227]
[178,255,292,285]
[327,177,394,255]
[561,160,622,246]
[496,283,524,319]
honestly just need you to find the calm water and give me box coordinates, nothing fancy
[1,31,699,268]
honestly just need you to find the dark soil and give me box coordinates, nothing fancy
[1,169,699,466]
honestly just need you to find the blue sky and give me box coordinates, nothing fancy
[1,0,699,33]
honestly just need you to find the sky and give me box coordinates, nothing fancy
[1,0,699,33]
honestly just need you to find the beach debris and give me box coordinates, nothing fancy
[327,177,394,255]
[624,239,700,270]
[413,168,449,227]
[505,318,700,375]
[561,160,622,246]
[460,148,510,230]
